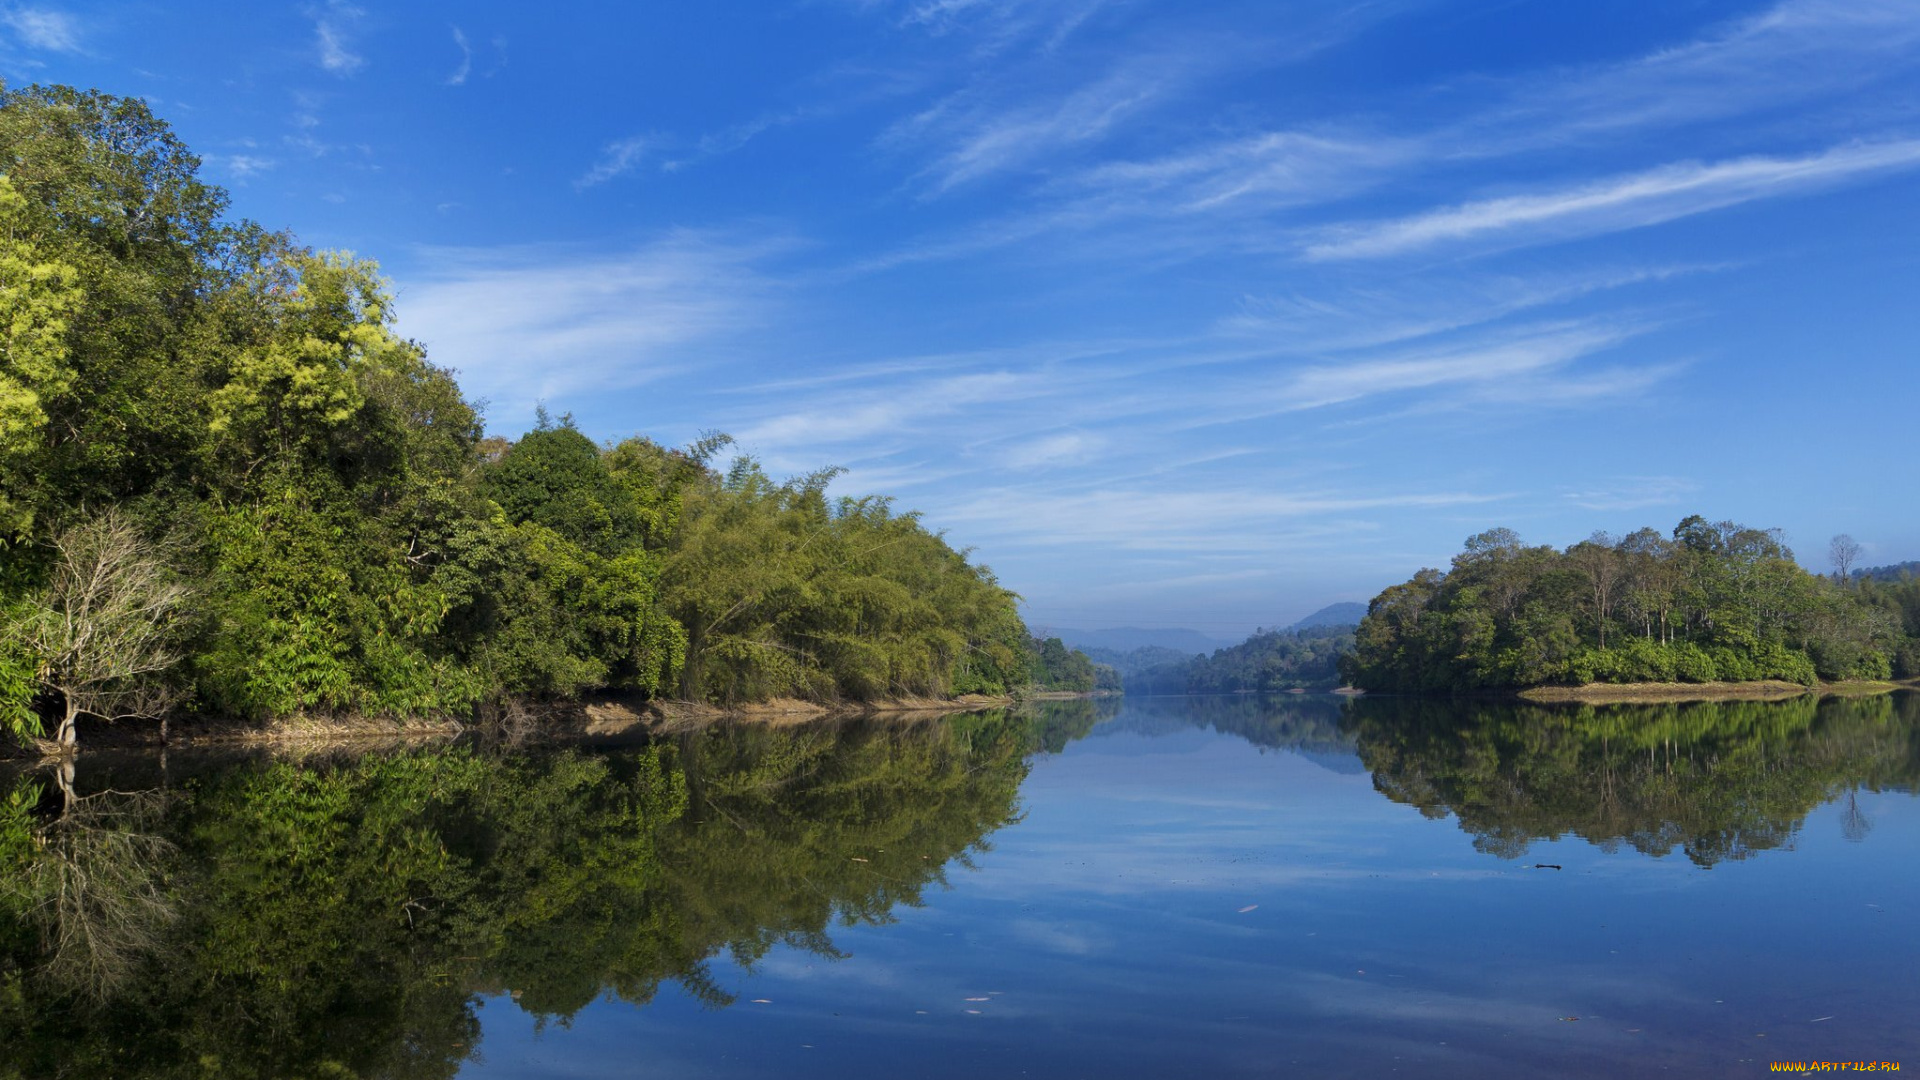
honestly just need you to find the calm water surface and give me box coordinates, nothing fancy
[2,693,1916,1078]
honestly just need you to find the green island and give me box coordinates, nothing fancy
[1343,520,1920,698]
[0,87,1109,755]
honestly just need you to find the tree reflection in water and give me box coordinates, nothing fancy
[1,691,1911,1076]
[1343,692,1920,864]
[0,706,1102,1080]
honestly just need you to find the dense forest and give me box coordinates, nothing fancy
[1344,519,1920,693]
[1026,635,1118,694]
[0,86,1093,750]
[1123,624,1355,694]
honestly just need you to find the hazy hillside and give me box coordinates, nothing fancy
[1079,644,1203,678]
[1127,624,1356,694]
[1049,627,1229,654]
[1290,603,1367,630]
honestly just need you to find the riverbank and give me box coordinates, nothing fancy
[0,690,1076,760]
[1517,678,1917,704]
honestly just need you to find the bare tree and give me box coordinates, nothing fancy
[1568,532,1623,650]
[3,770,177,1001]
[23,510,188,751]
[1829,534,1863,587]
[1840,789,1872,843]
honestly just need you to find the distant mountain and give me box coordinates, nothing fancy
[1856,561,1920,582]
[1048,627,1228,654]
[1124,622,1356,695]
[1289,602,1366,630]
[1079,645,1203,678]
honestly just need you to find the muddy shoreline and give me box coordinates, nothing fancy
[1516,678,1916,704]
[0,690,1108,760]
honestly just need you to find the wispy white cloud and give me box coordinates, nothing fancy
[1276,322,1647,410]
[1306,140,1920,260]
[3,7,80,52]
[1219,264,1720,353]
[848,0,1920,275]
[900,0,997,34]
[735,371,1042,448]
[889,61,1172,193]
[221,154,276,179]
[864,1,1381,196]
[938,486,1510,552]
[1470,361,1681,409]
[1105,130,1406,213]
[661,108,822,173]
[394,234,788,427]
[886,0,1115,54]
[313,1,364,76]
[1001,430,1104,470]
[1486,0,1920,144]
[446,26,471,86]
[575,135,654,189]
[1562,476,1698,512]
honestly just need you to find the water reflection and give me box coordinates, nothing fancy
[1103,693,1360,768]
[1345,693,1920,865]
[0,691,1913,1076]
[1133,692,1920,865]
[0,710,1066,1079]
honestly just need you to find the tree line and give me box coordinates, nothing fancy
[1120,624,1354,694]
[1343,517,1920,693]
[0,86,1091,749]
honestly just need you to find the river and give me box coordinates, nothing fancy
[2,692,1915,1077]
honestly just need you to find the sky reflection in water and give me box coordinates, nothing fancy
[463,694,1920,1079]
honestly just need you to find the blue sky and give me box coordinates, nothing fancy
[6,0,1919,636]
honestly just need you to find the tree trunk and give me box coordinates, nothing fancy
[55,759,76,818]
[55,697,79,750]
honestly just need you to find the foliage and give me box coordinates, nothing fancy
[0,611,39,742]
[660,458,1031,704]
[0,85,1040,741]
[1027,635,1099,692]
[1854,569,1920,678]
[0,176,81,540]
[1344,518,1906,692]
[1130,623,1354,694]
